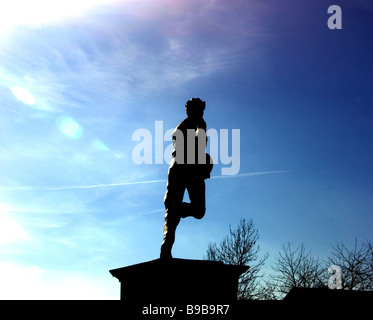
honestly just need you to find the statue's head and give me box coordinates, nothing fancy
[185,98,205,120]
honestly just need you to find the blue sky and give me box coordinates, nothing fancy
[0,0,372,299]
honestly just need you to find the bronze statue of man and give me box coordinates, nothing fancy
[160,98,212,259]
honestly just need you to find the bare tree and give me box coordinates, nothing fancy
[366,241,373,289]
[327,239,373,291]
[204,218,268,300]
[270,243,325,298]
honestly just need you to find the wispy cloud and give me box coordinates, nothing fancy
[0,0,268,117]
[0,171,288,191]
[0,179,166,191]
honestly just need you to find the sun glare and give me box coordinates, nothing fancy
[57,116,84,139]
[0,0,115,32]
[11,86,36,105]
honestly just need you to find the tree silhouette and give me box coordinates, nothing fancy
[327,239,373,291]
[269,243,325,298]
[204,218,269,299]
[205,219,373,300]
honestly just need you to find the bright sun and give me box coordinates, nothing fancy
[0,0,113,32]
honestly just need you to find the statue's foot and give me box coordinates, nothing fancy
[160,248,172,260]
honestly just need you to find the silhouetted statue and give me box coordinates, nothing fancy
[161,98,213,259]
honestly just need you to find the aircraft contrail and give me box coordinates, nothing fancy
[210,170,289,179]
[0,171,288,191]
[0,179,167,191]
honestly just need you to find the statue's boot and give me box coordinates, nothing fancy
[160,207,180,259]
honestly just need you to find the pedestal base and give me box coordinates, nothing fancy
[110,258,248,303]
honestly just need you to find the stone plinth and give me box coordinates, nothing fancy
[110,258,248,303]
